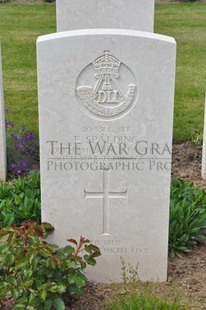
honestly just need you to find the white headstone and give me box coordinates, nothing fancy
[201,95,206,179]
[37,29,176,283]
[56,0,155,33]
[0,47,6,182]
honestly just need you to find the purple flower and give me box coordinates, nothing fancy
[15,143,24,149]
[26,135,33,140]
[7,123,39,177]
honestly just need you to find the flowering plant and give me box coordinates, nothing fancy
[6,121,39,177]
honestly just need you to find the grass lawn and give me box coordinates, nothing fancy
[0,4,56,135]
[0,3,205,141]
[155,2,206,141]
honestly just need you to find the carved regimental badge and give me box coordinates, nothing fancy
[76,50,138,120]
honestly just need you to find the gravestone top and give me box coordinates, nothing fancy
[0,47,7,182]
[37,29,176,282]
[56,0,155,33]
[38,29,175,44]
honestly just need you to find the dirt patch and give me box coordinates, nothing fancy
[169,244,206,306]
[172,142,206,189]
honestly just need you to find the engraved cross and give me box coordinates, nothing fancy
[84,170,127,235]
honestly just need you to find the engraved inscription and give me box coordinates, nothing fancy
[76,50,138,120]
[102,247,128,254]
[84,170,127,235]
[91,240,151,255]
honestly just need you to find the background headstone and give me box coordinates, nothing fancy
[56,0,155,32]
[0,47,6,182]
[37,29,176,283]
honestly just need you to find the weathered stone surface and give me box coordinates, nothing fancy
[37,29,176,282]
[56,0,155,32]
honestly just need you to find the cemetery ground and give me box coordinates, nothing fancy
[0,2,206,310]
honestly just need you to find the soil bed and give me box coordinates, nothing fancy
[172,142,205,189]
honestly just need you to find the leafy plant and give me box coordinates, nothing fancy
[6,121,39,177]
[0,221,101,309]
[0,171,41,228]
[108,259,188,310]
[190,130,202,161]
[169,179,206,257]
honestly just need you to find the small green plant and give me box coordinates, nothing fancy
[109,290,188,310]
[191,130,203,161]
[169,179,206,258]
[0,221,101,309]
[107,259,188,310]
[0,171,41,228]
